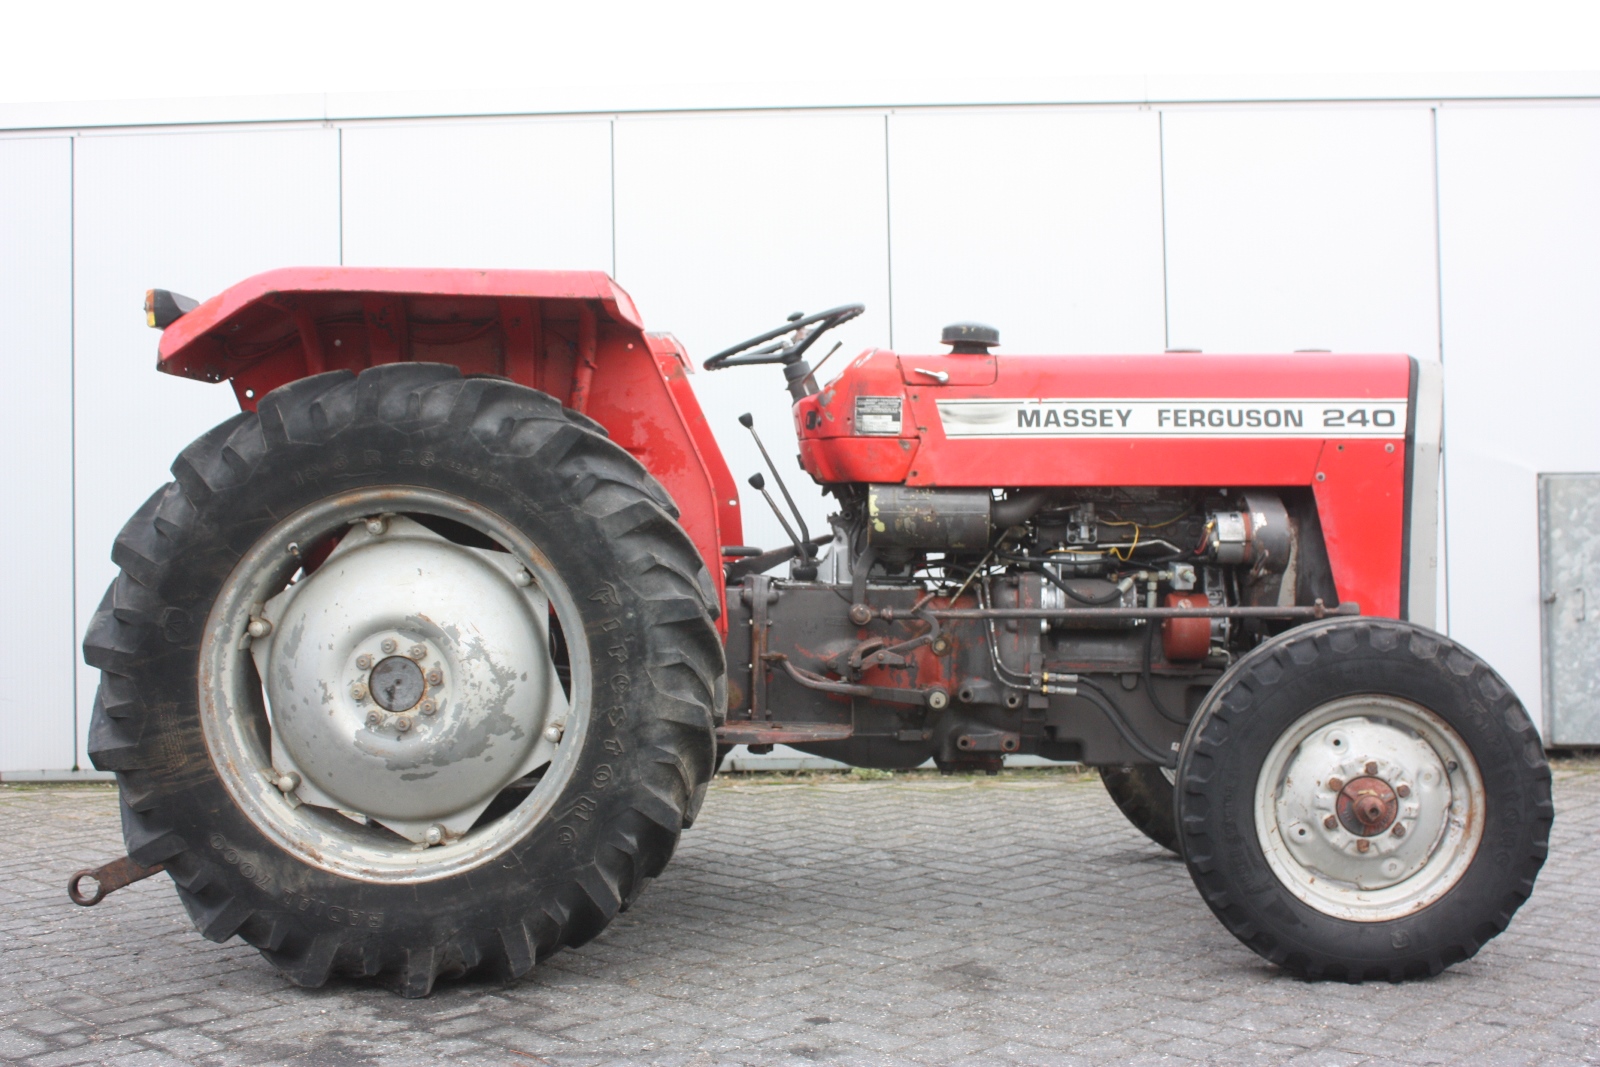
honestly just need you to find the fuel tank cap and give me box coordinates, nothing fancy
[940,322,999,354]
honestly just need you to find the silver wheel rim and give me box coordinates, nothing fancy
[1254,695,1484,922]
[199,487,591,884]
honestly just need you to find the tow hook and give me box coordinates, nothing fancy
[67,855,166,907]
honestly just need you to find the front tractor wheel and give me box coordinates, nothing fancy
[1176,617,1552,981]
[83,365,723,996]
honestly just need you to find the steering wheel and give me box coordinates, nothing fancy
[703,304,865,371]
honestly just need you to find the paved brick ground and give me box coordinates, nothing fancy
[2,762,1596,1067]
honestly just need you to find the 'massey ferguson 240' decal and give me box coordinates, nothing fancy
[935,398,1408,438]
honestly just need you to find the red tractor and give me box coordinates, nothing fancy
[77,267,1550,996]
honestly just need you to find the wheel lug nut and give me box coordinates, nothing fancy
[1323,814,1338,830]
[395,716,413,733]
[351,682,368,701]
[1396,783,1411,798]
[408,644,427,661]
[1364,761,1378,776]
[381,639,397,654]
[1391,823,1406,838]
[356,654,373,670]
[1327,777,1344,791]
[420,699,437,715]
[366,710,384,727]
[1357,839,1371,853]
[426,668,443,685]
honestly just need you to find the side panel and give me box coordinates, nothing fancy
[0,137,76,773]
[340,118,613,271]
[73,128,341,766]
[1437,104,1600,735]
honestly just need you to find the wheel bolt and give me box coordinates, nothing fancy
[356,654,373,670]
[381,638,397,654]
[1396,783,1411,798]
[1357,839,1371,853]
[1323,814,1338,830]
[420,699,437,715]
[274,771,300,793]
[544,722,565,743]
[514,569,533,587]
[424,824,445,846]
[351,682,368,701]
[365,710,384,727]
[1327,777,1344,791]
[1364,761,1378,775]
[1391,823,1406,838]
[408,644,427,661]
[366,516,388,536]
[247,617,273,638]
[395,716,413,733]
[426,669,443,686]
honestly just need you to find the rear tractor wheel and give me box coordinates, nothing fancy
[83,365,724,996]
[1100,763,1180,854]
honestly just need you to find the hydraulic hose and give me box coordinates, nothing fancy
[1076,677,1178,768]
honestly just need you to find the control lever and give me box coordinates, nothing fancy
[738,411,814,555]
[747,472,817,581]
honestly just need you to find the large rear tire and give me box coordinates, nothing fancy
[84,365,724,996]
[1176,617,1551,980]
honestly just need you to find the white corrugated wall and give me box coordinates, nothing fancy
[1,94,1596,773]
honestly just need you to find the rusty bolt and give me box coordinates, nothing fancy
[381,638,397,654]
[1391,822,1406,838]
[426,668,443,685]
[351,682,368,701]
[1324,814,1338,830]
[1396,783,1411,798]
[848,603,872,626]
[408,644,427,661]
[1327,777,1344,791]
[365,710,383,727]
[394,716,413,733]
[1356,839,1371,853]
[1364,761,1378,776]
[420,699,437,715]
[356,653,373,671]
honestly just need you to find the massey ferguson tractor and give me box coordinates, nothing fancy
[74,267,1551,997]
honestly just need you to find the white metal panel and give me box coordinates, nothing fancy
[340,118,613,270]
[612,112,892,550]
[1437,104,1600,737]
[888,108,1166,354]
[0,137,75,772]
[73,128,340,765]
[1162,106,1440,360]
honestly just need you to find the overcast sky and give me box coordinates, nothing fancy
[4,0,1598,109]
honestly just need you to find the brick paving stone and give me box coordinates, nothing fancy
[2,763,1598,1066]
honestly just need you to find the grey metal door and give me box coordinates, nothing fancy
[1540,473,1600,745]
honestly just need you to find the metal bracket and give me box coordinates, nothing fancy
[67,856,166,907]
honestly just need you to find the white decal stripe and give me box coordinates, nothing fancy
[935,398,1408,438]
